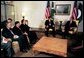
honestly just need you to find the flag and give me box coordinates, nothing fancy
[45,1,51,19]
[71,1,78,20]
[77,2,83,23]
[51,1,56,20]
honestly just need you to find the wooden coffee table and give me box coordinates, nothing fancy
[32,36,67,57]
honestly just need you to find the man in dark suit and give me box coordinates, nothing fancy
[45,17,55,37]
[1,18,12,29]
[1,37,13,57]
[68,20,83,57]
[20,19,38,45]
[1,28,14,57]
[2,21,27,52]
[20,19,30,33]
[64,18,77,38]
[12,21,30,51]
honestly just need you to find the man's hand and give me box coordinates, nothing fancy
[46,26,48,28]
[45,29,47,31]
[69,31,73,34]
[70,27,73,30]
[74,28,77,32]
[45,25,48,28]
[13,35,19,38]
[1,28,3,31]
[53,25,54,27]
[49,28,53,31]
[2,37,8,43]
[3,37,8,41]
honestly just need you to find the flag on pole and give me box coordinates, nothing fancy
[71,1,78,20]
[77,2,83,23]
[51,1,56,20]
[45,1,51,19]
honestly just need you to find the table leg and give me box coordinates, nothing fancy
[32,49,40,56]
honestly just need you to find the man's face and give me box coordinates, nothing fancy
[26,21,28,25]
[16,23,20,27]
[23,20,26,24]
[7,22,12,28]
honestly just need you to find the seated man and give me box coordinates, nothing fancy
[2,21,27,52]
[64,17,77,39]
[12,21,30,51]
[1,28,14,57]
[20,19,38,45]
[20,17,30,34]
[45,17,55,37]
[68,20,83,57]
[1,18,13,29]
[1,37,13,57]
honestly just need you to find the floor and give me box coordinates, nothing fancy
[14,50,56,57]
[13,32,64,57]
[12,31,82,57]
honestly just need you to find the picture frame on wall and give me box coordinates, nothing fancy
[55,4,71,15]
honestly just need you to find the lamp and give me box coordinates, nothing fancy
[22,12,25,16]
[11,12,14,15]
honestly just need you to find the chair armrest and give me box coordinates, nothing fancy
[73,45,83,50]
[72,40,83,50]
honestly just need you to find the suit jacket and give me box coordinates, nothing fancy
[70,21,77,27]
[12,26,23,36]
[20,24,30,33]
[2,27,14,39]
[65,21,77,32]
[1,30,3,42]
[45,20,54,28]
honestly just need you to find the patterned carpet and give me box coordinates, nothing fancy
[13,31,83,57]
[13,32,64,57]
[14,49,63,57]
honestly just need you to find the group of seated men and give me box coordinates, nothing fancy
[45,16,83,57]
[1,16,80,57]
[1,17,38,57]
[45,16,78,38]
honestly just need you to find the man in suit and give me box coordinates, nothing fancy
[64,17,77,39]
[12,21,30,51]
[1,18,14,57]
[1,28,14,57]
[45,17,55,37]
[20,19,30,34]
[20,19,38,45]
[2,21,27,52]
[1,18,12,29]
[68,20,83,57]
